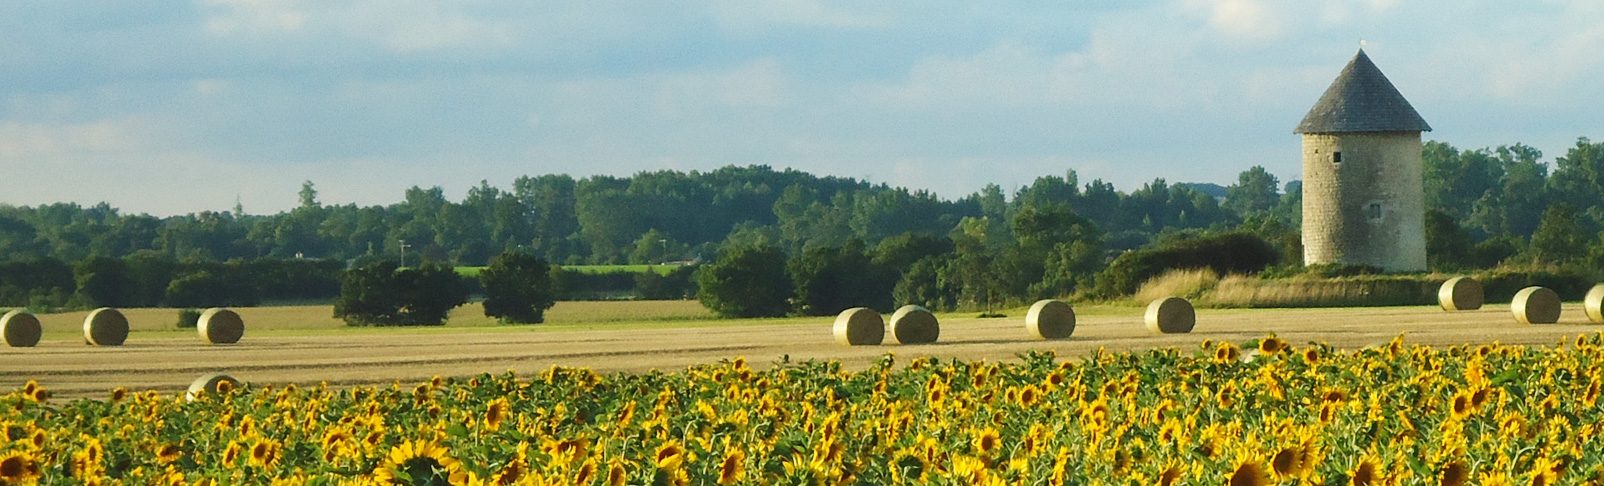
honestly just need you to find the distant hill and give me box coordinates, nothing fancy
[1176,182,1227,200]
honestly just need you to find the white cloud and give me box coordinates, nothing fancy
[202,0,306,34]
[707,0,888,33]
[1183,0,1289,41]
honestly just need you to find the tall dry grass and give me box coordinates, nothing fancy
[1133,269,1220,304]
[1204,275,1438,308]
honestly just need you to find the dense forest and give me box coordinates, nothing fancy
[2,137,1602,311]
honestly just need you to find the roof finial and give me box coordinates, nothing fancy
[1359,39,1368,51]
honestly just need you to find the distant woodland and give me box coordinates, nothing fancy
[2,137,1602,311]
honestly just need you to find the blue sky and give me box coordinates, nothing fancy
[3,1,1601,215]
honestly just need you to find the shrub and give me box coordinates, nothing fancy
[788,242,895,316]
[696,245,793,318]
[334,260,467,326]
[176,308,201,328]
[480,252,557,324]
[1094,231,1279,297]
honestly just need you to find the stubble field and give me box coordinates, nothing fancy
[3,301,1599,399]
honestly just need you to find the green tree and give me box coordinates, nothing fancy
[629,229,688,264]
[74,256,132,308]
[893,255,958,311]
[1223,166,1280,217]
[480,252,558,324]
[1424,210,1473,271]
[1526,204,1589,264]
[696,244,792,317]
[788,241,895,316]
[335,260,466,326]
[1548,137,1604,231]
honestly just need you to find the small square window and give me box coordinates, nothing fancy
[1333,152,1343,163]
[1367,203,1382,220]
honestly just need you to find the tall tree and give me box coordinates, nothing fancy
[480,252,557,324]
[1223,166,1280,217]
[696,244,792,318]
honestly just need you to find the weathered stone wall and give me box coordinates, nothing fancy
[1300,132,1427,271]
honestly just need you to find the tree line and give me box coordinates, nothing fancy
[3,137,1602,317]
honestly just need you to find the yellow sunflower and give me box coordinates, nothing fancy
[972,427,1002,457]
[1271,445,1304,478]
[484,397,510,431]
[155,443,181,465]
[654,441,686,470]
[1228,457,1270,486]
[717,448,746,485]
[374,440,466,485]
[248,438,281,469]
[0,451,42,483]
[1438,460,1469,486]
[1349,454,1383,486]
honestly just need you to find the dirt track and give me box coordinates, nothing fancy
[4,305,1601,399]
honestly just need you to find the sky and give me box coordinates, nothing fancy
[2,1,1602,216]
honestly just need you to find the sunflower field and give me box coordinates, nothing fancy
[5,334,1604,485]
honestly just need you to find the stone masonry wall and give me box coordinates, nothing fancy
[1300,132,1427,271]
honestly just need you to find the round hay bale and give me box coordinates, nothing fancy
[1144,296,1195,334]
[1584,284,1604,324]
[198,308,245,344]
[83,307,129,346]
[185,373,241,402]
[1025,299,1075,340]
[832,307,884,346]
[1511,286,1561,325]
[1,310,42,347]
[889,305,939,344]
[1438,276,1484,311]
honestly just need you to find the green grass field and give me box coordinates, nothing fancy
[455,264,683,278]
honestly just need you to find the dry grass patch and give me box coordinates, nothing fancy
[1134,269,1219,304]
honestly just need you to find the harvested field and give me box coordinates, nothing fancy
[3,302,1601,398]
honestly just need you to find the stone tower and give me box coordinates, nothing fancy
[1296,49,1431,272]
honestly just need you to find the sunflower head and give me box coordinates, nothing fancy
[717,449,746,485]
[1438,460,1469,486]
[1229,457,1270,486]
[1351,455,1383,486]
[376,440,462,485]
[654,441,686,470]
[0,452,41,482]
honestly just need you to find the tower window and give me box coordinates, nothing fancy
[1333,151,1343,164]
[1367,203,1382,220]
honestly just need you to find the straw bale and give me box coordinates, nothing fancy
[889,305,939,344]
[1,310,42,347]
[83,307,129,346]
[832,307,884,346]
[1437,276,1484,311]
[198,308,245,344]
[185,373,240,402]
[1025,299,1075,339]
[1511,286,1560,325]
[1584,284,1603,324]
[1144,296,1195,334]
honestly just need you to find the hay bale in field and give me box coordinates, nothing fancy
[198,308,245,344]
[1025,299,1075,339]
[185,373,240,402]
[1511,286,1561,325]
[1585,284,1604,324]
[83,307,129,346]
[1438,276,1484,311]
[832,307,884,346]
[1144,296,1195,334]
[889,305,939,344]
[1,310,42,347]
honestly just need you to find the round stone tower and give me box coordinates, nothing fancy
[1296,49,1430,272]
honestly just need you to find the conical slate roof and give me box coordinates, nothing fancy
[1295,50,1431,134]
